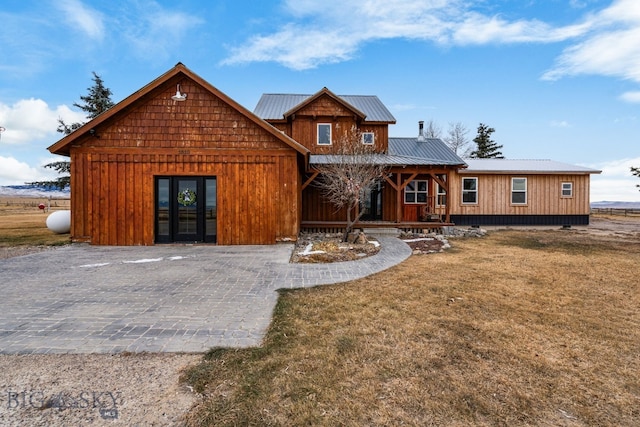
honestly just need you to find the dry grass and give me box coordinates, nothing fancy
[0,197,70,251]
[182,224,640,426]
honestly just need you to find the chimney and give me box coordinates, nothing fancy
[417,120,426,142]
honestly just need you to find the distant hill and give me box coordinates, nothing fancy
[0,185,70,198]
[591,201,640,209]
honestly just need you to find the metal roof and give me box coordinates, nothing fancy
[254,93,396,123]
[459,159,601,174]
[309,138,467,167]
[388,137,467,166]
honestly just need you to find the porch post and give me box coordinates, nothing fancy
[445,171,451,223]
[396,173,402,223]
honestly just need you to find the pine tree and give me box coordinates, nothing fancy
[632,166,640,191]
[469,123,504,159]
[34,72,114,189]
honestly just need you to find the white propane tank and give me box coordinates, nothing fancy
[46,210,71,234]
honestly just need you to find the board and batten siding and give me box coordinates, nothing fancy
[446,172,592,216]
[68,79,301,245]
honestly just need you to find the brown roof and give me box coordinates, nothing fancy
[48,63,310,158]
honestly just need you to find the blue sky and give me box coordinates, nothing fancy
[1,0,639,201]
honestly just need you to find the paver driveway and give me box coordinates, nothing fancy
[0,237,410,354]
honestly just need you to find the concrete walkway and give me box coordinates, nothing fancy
[0,237,411,354]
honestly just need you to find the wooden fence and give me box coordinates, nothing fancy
[591,208,640,217]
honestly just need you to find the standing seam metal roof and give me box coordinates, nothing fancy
[459,159,601,174]
[254,94,396,123]
[309,138,466,166]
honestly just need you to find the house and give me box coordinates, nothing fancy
[442,159,601,226]
[48,63,309,245]
[48,63,599,246]
[254,89,466,229]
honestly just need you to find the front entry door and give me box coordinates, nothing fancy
[174,178,201,241]
[156,177,217,243]
[361,182,383,221]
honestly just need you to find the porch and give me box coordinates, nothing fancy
[301,219,454,234]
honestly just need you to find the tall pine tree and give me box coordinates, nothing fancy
[470,123,504,159]
[35,72,114,189]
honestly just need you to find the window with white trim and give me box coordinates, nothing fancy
[362,132,374,145]
[317,123,332,145]
[462,177,477,204]
[436,183,446,206]
[511,177,527,204]
[561,182,573,197]
[405,180,428,204]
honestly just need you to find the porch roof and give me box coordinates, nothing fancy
[310,136,466,167]
[389,137,466,166]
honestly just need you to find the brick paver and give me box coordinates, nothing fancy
[0,237,410,354]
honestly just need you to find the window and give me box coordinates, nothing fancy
[511,177,527,204]
[362,132,374,145]
[317,123,332,145]
[462,177,477,204]
[436,183,447,206]
[405,180,428,204]
[562,182,573,197]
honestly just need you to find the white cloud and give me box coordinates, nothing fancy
[222,0,591,70]
[0,99,86,145]
[550,120,571,128]
[123,2,204,62]
[56,0,105,41]
[619,91,640,103]
[589,157,640,202]
[543,0,640,83]
[0,156,58,185]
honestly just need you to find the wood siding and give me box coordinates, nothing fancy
[446,172,592,216]
[272,95,389,155]
[69,79,300,245]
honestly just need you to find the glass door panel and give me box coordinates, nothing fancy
[156,178,170,241]
[174,179,202,241]
[205,178,217,243]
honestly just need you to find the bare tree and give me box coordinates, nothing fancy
[444,122,471,157]
[313,127,389,241]
[425,119,442,138]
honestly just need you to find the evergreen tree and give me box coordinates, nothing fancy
[632,166,640,191]
[470,123,504,159]
[33,72,114,189]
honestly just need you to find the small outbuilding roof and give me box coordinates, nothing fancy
[254,91,397,123]
[459,159,601,174]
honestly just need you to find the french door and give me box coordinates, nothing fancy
[155,176,217,243]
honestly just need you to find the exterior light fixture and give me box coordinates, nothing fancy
[171,84,187,101]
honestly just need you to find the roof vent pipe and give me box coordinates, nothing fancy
[417,120,426,142]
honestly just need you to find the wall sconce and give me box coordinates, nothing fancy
[171,84,187,101]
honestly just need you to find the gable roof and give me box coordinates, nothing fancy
[48,63,310,158]
[459,159,601,174]
[254,90,397,123]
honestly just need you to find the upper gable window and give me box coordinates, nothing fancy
[362,132,374,145]
[317,124,332,145]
